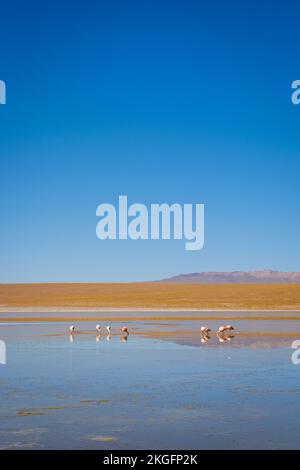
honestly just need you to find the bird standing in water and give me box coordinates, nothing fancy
[200,326,211,335]
[217,325,235,342]
[218,325,235,334]
[200,326,211,343]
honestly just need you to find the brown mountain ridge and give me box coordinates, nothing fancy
[158,270,300,284]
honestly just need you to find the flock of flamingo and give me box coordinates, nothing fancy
[200,325,235,343]
[69,324,129,342]
[68,324,235,343]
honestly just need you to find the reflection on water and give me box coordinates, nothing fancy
[0,317,300,449]
[217,332,235,343]
[69,327,129,344]
[71,332,128,343]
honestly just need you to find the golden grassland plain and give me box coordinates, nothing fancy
[0,283,300,313]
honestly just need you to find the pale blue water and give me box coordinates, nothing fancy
[0,319,300,449]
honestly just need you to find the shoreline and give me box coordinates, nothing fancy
[1,306,300,323]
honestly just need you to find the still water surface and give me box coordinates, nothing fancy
[0,316,300,449]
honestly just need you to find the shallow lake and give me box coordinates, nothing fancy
[0,315,300,449]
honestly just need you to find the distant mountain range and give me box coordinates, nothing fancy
[158,270,300,284]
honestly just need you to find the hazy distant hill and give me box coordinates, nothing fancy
[158,270,300,284]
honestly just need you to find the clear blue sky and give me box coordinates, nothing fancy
[1,0,300,283]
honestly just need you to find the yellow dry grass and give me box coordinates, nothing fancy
[0,283,300,310]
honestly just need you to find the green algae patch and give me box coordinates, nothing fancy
[80,399,111,405]
[89,436,116,442]
[17,410,46,417]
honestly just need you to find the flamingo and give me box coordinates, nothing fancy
[225,325,235,331]
[200,326,211,335]
[106,325,111,334]
[218,325,234,334]
[200,326,211,344]
[96,324,101,333]
[69,325,75,333]
[121,326,129,334]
